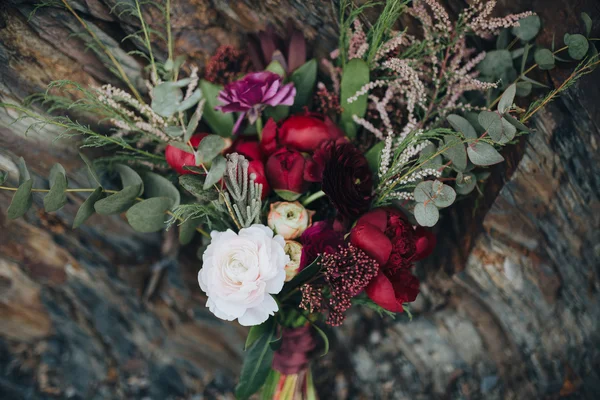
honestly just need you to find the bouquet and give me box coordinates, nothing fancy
[1,0,597,398]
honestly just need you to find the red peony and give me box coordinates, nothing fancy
[165,133,207,175]
[265,148,308,201]
[350,208,435,312]
[260,113,344,156]
[228,136,263,162]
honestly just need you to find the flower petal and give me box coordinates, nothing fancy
[350,222,392,266]
[413,226,436,261]
[365,272,404,312]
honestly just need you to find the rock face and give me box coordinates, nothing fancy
[1,0,599,399]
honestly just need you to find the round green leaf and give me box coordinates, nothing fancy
[443,136,467,172]
[115,164,143,196]
[414,202,439,227]
[151,82,184,117]
[73,187,103,228]
[467,142,505,166]
[94,185,141,215]
[477,50,513,78]
[203,155,226,189]
[414,180,434,203]
[534,48,555,70]
[44,164,68,212]
[16,157,30,185]
[565,34,589,60]
[581,12,592,37]
[195,135,226,164]
[511,15,541,41]
[504,114,530,133]
[498,84,516,114]
[478,111,515,144]
[79,152,102,187]
[431,180,456,208]
[142,172,180,208]
[126,197,173,233]
[455,172,477,195]
[447,114,478,140]
[7,179,33,220]
[516,81,532,97]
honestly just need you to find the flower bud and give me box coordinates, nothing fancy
[265,148,308,201]
[283,240,303,282]
[268,201,314,240]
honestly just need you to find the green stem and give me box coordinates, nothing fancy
[255,117,263,140]
[165,0,173,63]
[302,190,326,206]
[134,0,158,82]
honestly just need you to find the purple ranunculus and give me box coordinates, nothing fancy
[299,221,344,270]
[216,71,296,134]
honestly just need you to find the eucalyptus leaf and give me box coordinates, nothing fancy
[365,141,385,175]
[498,84,516,114]
[80,152,102,187]
[185,107,202,143]
[455,172,477,195]
[478,111,515,144]
[414,180,434,203]
[565,33,589,60]
[141,172,180,208]
[179,175,216,201]
[534,48,555,70]
[115,164,143,196]
[179,216,201,245]
[73,187,103,228]
[151,82,184,117]
[203,155,226,189]
[44,164,68,212]
[581,12,592,37]
[290,59,317,112]
[164,126,184,138]
[419,143,443,170]
[511,15,541,41]
[504,114,530,133]
[199,80,234,137]
[340,58,370,139]
[16,157,30,185]
[443,136,467,172]
[431,180,456,208]
[126,197,173,233]
[176,89,202,113]
[195,135,226,164]
[467,142,504,166]
[7,179,33,219]
[447,114,478,140]
[477,50,513,78]
[414,202,439,227]
[516,81,532,97]
[0,170,7,185]
[236,323,275,400]
[94,185,141,215]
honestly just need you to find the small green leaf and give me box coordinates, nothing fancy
[478,111,515,144]
[365,141,385,175]
[94,185,141,215]
[185,106,202,143]
[581,12,592,37]
[496,29,511,49]
[290,59,317,112]
[431,180,456,208]
[73,187,103,228]
[44,164,68,212]
[200,80,234,137]
[340,58,370,139]
[245,318,275,351]
[264,105,290,122]
[115,164,143,196]
[164,126,184,138]
[443,136,467,172]
[151,82,184,117]
[176,89,202,113]
[203,155,226,189]
[265,60,286,77]
[565,33,589,60]
[179,175,217,202]
[16,157,30,185]
[311,323,330,357]
[179,217,201,245]
[141,172,180,208]
[236,324,275,400]
[447,114,478,140]
[80,152,102,187]
[467,142,504,166]
[503,114,530,133]
[498,83,516,114]
[274,189,301,201]
[125,197,173,233]
[534,48,555,70]
[455,172,476,195]
[516,81,532,97]
[7,179,33,219]
[477,50,513,78]
[414,202,439,227]
[0,170,7,185]
[419,143,443,170]
[511,15,541,41]
[414,180,434,203]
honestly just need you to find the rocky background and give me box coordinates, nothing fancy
[1,0,599,399]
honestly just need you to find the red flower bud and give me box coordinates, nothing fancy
[229,136,263,161]
[265,148,307,201]
[165,133,208,175]
[278,114,344,153]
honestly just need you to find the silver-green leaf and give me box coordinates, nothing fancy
[94,185,141,215]
[467,142,505,166]
[414,202,439,227]
[498,84,516,114]
[203,155,226,189]
[431,180,456,208]
[126,197,173,233]
[447,114,478,140]
[443,136,467,172]
[195,135,226,164]
[141,172,180,208]
[44,163,68,212]
[511,15,541,41]
[7,179,33,219]
[73,187,103,228]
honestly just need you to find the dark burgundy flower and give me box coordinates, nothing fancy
[165,133,207,175]
[265,148,308,200]
[260,113,344,156]
[299,221,344,269]
[349,208,435,312]
[204,45,251,85]
[306,139,373,219]
[216,72,296,134]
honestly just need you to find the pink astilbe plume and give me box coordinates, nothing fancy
[465,0,535,37]
[300,244,379,326]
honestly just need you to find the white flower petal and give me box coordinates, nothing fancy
[238,295,279,326]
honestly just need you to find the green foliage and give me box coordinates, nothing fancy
[151,81,184,117]
[442,136,467,172]
[179,175,218,201]
[278,256,322,297]
[141,172,180,208]
[340,58,370,139]
[73,187,103,228]
[534,48,555,70]
[467,142,504,166]
[178,216,201,245]
[236,321,276,400]
[413,202,439,227]
[478,50,513,78]
[447,115,477,140]
[511,15,541,41]
[44,164,68,212]
[564,33,589,60]
[0,171,7,185]
[94,185,140,215]
[352,296,397,319]
[7,179,33,220]
[365,141,385,175]
[199,80,234,137]
[195,135,226,164]
[126,197,174,232]
[203,155,226,189]
[290,59,317,112]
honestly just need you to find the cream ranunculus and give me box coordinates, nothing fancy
[283,240,303,282]
[267,201,315,240]
[198,225,289,326]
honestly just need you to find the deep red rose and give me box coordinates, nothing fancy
[248,160,270,200]
[305,139,373,219]
[260,113,344,156]
[165,133,207,175]
[350,207,435,312]
[299,221,344,269]
[265,148,308,200]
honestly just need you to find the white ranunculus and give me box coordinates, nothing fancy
[198,224,289,326]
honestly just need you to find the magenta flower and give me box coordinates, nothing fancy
[216,71,296,133]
